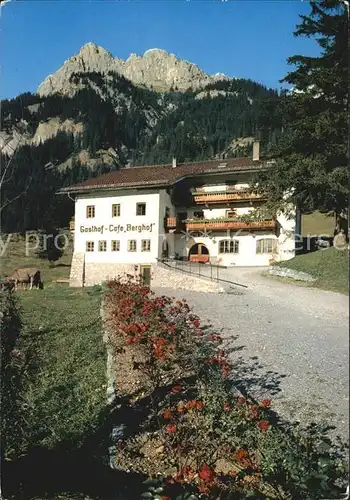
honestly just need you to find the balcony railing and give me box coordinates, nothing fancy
[192,190,264,204]
[165,216,177,228]
[185,218,276,232]
[164,216,186,232]
[69,219,75,232]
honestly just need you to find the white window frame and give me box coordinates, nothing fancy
[86,241,94,252]
[141,239,151,252]
[128,240,137,252]
[136,203,146,216]
[219,239,239,254]
[256,238,278,254]
[111,240,120,252]
[98,240,107,252]
[112,204,121,217]
[86,205,95,218]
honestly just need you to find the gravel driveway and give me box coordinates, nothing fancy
[153,266,349,443]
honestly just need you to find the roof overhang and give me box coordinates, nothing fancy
[57,179,170,195]
[57,162,273,196]
[172,165,268,186]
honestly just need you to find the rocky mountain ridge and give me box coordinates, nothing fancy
[37,43,231,96]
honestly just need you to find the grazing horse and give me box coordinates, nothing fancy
[5,267,42,290]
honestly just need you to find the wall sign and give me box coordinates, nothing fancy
[80,223,156,235]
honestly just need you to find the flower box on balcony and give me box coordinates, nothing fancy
[192,190,264,204]
[185,217,276,232]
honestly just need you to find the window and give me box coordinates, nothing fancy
[98,240,107,252]
[128,240,137,252]
[141,239,151,252]
[111,240,120,252]
[194,210,204,219]
[226,210,237,218]
[86,205,95,218]
[136,203,146,216]
[112,204,120,217]
[219,240,239,254]
[256,238,278,254]
[86,241,94,252]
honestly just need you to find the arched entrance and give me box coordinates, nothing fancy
[188,243,209,263]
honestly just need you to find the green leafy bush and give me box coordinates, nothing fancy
[0,289,25,460]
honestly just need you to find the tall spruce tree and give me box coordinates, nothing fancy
[257,0,349,233]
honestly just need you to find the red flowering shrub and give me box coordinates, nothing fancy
[104,277,348,500]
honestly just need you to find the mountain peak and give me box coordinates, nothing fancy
[78,42,111,56]
[143,48,169,56]
[37,43,232,96]
[38,43,122,97]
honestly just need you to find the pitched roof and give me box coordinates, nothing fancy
[59,157,267,194]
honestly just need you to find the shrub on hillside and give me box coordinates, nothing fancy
[0,288,26,460]
[104,276,348,499]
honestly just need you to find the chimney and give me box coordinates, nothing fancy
[252,141,260,161]
[172,157,177,168]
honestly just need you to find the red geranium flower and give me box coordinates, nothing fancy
[234,448,249,463]
[198,484,210,494]
[162,409,172,420]
[198,464,215,483]
[181,466,195,479]
[224,402,231,411]
[171,385,182,394]
[257,419,270,432]
[260,399,272,407]
[165,424,176,433]
[251,404,259,419]
[237,396,246,405]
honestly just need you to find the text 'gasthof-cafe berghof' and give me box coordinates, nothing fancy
[80,223,156,234]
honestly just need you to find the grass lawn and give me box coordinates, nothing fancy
[3,282,110,498]
[19,286,107,449]
[277,247,349,295]
[301,211,335,236]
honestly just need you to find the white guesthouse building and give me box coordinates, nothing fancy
[61,146,297,287]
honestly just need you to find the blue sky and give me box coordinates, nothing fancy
[0,0,321,99]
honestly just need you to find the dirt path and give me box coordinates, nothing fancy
[153,267,349,443]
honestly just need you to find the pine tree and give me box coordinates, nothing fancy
[257,0,348,233]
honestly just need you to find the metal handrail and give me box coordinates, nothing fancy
[156,258,248,289]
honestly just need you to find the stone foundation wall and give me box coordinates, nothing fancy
[84,263,137,287]
[69,253,225,293]
[150,264,225,294]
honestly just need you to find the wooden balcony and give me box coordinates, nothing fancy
[165,216,177,229]
[69,219,75,232]
[185,218,276,232]
[192,190,264,204]
[164,216,186,233]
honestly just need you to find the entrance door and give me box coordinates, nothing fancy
[188,243,209,263]
[162,240,169,259]
[140,265,151,286]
